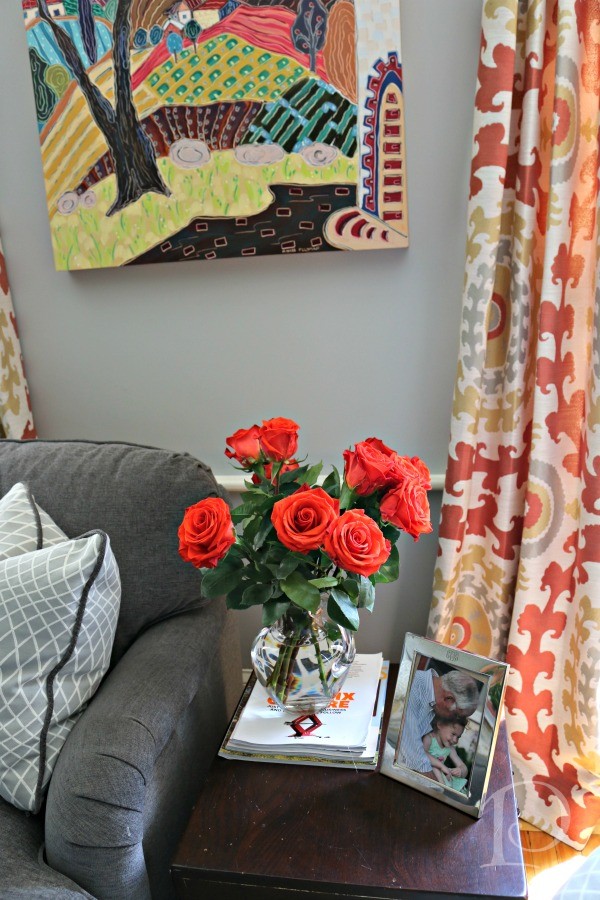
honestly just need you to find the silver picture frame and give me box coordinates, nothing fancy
[381,633,509,818]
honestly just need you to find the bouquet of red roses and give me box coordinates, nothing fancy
[178,417,432,633]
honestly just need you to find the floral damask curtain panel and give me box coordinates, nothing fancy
[428,0,599,849]
[0,235,36,439]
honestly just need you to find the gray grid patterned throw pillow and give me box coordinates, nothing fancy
[0,481,67,559]
[0,530,121,813]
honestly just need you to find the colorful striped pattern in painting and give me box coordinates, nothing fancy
[247,78,357,155]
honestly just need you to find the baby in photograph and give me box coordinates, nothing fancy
[422,713,469,794]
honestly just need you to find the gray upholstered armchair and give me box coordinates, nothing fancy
[0,440,241,900]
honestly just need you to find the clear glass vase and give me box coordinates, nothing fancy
[250,603,356,714]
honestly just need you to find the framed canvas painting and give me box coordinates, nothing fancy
[21,0,408,269]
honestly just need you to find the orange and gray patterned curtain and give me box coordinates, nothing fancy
[0,235,36,439]
[428,0,599,849]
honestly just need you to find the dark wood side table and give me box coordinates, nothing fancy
[172,665,527,900]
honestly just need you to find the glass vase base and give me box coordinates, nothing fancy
[250,609,356,715]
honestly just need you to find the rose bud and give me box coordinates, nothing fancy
[259,416,300,462]
[343,438,397,496]
[225,425,261,467]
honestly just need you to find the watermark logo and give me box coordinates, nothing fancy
[480,779,571,868]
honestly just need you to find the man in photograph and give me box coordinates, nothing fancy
[398,667,480,779]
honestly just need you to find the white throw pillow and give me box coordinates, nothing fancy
[0,529,121,813]
[0,481,67,559]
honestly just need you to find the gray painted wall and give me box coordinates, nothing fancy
[0,0,481,662]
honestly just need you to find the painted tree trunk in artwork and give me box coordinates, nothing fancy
[78,0,98,65]
[106,117,169,215]
[107,0,170,214]
[38,0,169,216]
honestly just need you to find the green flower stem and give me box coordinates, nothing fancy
[311,631,327,686]
[266,613,332,707]
[269,637,287,690]
[274,642,295,704]
[270,626,299,704]
[283,641,301,699]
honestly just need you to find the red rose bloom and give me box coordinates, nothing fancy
[343,438,397,496]
[410,456,432,489]
[389,454,432,491]
[272,484,339,553]
[225,425,261,467]
[380,480,432,540]
[259,417,299,462]
[178,497,236,569]
[324,509,391,576]
[363,437,397,459]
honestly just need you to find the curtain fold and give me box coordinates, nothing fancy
[0,234,36,439]
[428,0,599,849]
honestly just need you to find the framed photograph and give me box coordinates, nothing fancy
[381,634,509,818]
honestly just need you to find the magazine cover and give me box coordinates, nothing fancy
[220,656,389,769]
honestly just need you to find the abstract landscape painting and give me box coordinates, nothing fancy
[22,0,408,269]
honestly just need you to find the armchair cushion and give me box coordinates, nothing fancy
[0,529,121,813]
[0,797,93,899]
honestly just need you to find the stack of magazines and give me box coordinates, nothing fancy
[219,653,389,770]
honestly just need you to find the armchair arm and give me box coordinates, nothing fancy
[45,598,240,900]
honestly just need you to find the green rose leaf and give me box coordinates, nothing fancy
[341,578,359,601]
[225,542,245,562]
[308,576,339,590]
[262,600,290,626]
[297,462,323,486]
[362,503,381,524]
[319,551,334,570]
[230,503,255,524]
[373,544,400,584]
[328,588,360,631]
[243,482,269,496]
[278,481,303,496]
[225,580,248,609]
[231,494,272,523]
[202,559,245,599]
[275,554,303,579]
[241,515,263,547]
[246,473,272,491]
[382,523,401,544]
[321,466,341,499]
[280,571,321,612]
[263,543,286,562]
[279,464,309,485]
[339,480,357,511]
[357,575,376,610]
[242,582,274,607]
[253,518,274,551]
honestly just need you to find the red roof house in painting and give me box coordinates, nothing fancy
[163,0,231,29]
[23,0,66,18]
[22,0,39,22]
